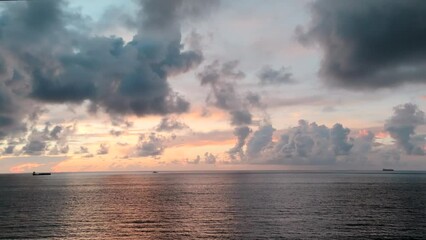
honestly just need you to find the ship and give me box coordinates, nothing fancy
[32,172,51,176]
[382,168,394,172]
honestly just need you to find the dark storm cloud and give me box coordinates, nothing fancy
[298,0,426,88]
[0,0,218,139]
[0,56,5,74]
[385,103,425,155]
[0,84,30,138]
[258,65,293,85]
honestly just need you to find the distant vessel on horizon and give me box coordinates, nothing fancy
[152,171,158,174]
[382,168,394,172]
[32,172,51,176]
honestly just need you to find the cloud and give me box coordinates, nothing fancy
[94,5,137,37]
[3,145,15,155]
[385,103,425,155]
[229,103,426,166]
[246,124,275,159]
[0,81,32,138]
[22,139,47,156]
[197,60,275,162]
[245,92,263,108]
[330,123,353,155]
[346,130,375,162]
[266,95,336,108]
[198,61,253,126]
[9,163,44,173]
[97,144,109,155]
[221,60,245,79]
[322,106,336,112]
[187,155,201,164]
[172,129,234,147]
[49,125,63,140]
[75,146,89,154]
[228,126,251,160]
[155,116,189,132]
[187,152,216,164]
[258,65,293,85]
[245,120,355,165]
[198,60,257,160]
[49,144,69,155]
[0,155,67,173]
[204,152,216,164]
[133,133,165,157]
[298,0,426,89]
[19,122,73,156]
[110,129,123,137]
[196,60,266,160]
[230,110,252,126]
[0,0,219,140]
[185,31,203,52]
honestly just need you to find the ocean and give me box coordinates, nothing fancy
[0,171,425,239]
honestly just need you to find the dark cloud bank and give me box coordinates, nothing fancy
[0,0,218,139]
[195,59,426,166]
[179,102,425,166]
[298,0,426,89]
[1,0,425,169]
[0,0,219,157]
[197,60,267,160]
[240,102,425,165]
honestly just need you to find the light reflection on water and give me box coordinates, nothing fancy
[0,171,425,239]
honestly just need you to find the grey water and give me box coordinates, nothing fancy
[0,171,425,239]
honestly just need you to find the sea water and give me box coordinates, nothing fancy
[0,171,425,239]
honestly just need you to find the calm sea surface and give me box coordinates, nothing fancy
[0,171,425,239]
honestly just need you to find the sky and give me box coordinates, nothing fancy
[0,0,426,173]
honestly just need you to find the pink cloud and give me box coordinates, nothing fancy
[9,163,44,173]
